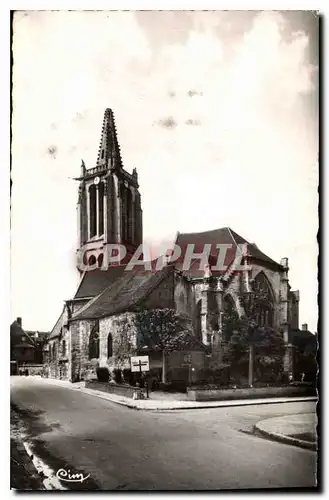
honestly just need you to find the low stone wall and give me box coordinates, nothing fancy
[187,385,317,402]
[17,364,43,376]
[85,380,139,398]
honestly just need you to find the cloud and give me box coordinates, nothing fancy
[47,146,57,158]
[185,119,201,126]
[156,116,177,129]
[187,90,203,97]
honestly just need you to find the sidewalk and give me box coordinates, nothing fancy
[38,377,317,411]
[255,413,317,451]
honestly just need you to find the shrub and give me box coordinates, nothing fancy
[122,368,135,385]
[113,368,123,384]
[96,366,110,382]
[194,366,230,386]
[159,381,187,393]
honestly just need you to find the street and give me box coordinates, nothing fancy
[11,377,317,490]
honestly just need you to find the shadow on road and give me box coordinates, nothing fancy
[11,402,61,438]
[10,403,100,491]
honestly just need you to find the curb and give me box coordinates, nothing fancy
[254,422,317,451]
[77,388,317,411]
[31,379,317,412]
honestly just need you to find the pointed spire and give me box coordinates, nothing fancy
[96,108,123,170]
[81,159,86,176]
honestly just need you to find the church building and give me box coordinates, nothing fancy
[43,109,300,384]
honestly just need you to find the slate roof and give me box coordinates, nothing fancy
[72,265,174,321]
[48,308,67,340]
[74,265,127,299]
[174,227,281,278]
[292,329,317,352]
[10,321,36,348]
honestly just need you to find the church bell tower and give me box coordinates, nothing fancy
[76,108,143,272]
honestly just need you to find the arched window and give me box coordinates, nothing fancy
[127,188,132,243]
[62,340,66,356]
[98,182,104,236]
[223,295,239,341]
[88,255,96,266]
[107,333,113,358]
[89,322,100,359]
[179,291,185,312]
[253,272,274,327]
[195,299,202,341]
[89,185,97,238]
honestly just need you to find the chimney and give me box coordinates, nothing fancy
[302,323,308,331]
[16,317,22,327]
[280,257,289,268]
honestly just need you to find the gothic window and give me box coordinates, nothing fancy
[260,310,265,326]
[195,299,202,341]
[89,185,97,238]
[223,295,238,341]
[253,272,274,327]
[62,340,66,356]
[53,343,57,360]
[101,150,105,159]
[179,291,185,312]
[88,255,96,266]
[98,182,104,236]
[107,333,113,358]
[127,188,132,243]
[89,322,100,359]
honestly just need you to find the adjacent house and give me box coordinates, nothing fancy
[10,317,47,374]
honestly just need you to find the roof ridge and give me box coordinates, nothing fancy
[11,321,36,346]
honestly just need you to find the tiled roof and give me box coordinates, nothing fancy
[174,227,280,278]
[74,265,126,299]
[48,308,67,340]
[10,321,36,348]
[72,265,174,321]
[292,329,317,351]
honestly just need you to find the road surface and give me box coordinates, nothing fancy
[11,377,317,491]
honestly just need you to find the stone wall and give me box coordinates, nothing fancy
[174,273,193,317]
[70,312,138,380]
[85,380,139,398]
[187,384,317,402]
[99,312,137,371]
[43,306,71,380]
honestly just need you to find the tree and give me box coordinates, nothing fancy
[223,290,284,386]
[134,309,197,383]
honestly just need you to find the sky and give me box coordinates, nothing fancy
[11,10,319,332]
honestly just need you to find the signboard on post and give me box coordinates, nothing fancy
[130,355,149,373]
